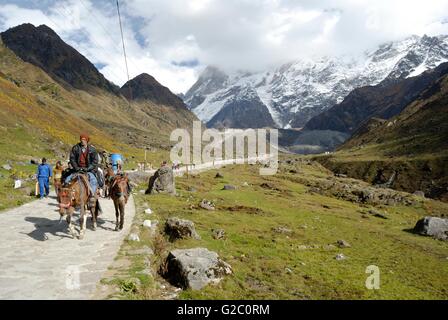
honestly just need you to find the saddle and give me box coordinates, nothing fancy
[67,172,94,197]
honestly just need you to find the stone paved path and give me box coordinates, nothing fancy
[0,192,135,299]
[0,156,273,300]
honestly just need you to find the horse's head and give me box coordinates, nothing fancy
[111,174,129,201]
[58,185,76,216]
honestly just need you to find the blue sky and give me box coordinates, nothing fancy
[1,0,448,93]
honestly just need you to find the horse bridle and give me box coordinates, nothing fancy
[59,174,86,209]
[59,188,76,209]
[110,175,128,197]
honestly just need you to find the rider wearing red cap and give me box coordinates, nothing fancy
[64,133,101,206]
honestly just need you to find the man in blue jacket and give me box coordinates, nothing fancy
[37,158,52,199]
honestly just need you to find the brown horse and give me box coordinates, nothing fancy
[58,173,100,239]
[109,173,129,231]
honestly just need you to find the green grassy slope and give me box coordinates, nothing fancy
[100,157,448,300]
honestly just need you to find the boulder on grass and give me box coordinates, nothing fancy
[413,216,448,241]
[163,248,232,290]
[145,165,176,195]
[165,217,201,241]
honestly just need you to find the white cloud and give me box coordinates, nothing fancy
[1,0,448,93]
[0,0,200,93]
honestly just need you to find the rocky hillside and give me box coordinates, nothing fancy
[0,23,199,173]
[185,35,448,129]
[1,23,119,93]
[201,85,276,129]
[315,67,448,201]
[120,73,188,110]
[304,62,448,134]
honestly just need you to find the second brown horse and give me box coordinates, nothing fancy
[108,172,130,231]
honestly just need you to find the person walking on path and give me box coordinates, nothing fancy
[37,158,52,199]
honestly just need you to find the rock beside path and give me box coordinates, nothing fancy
[165,217,201,241]
[163,248,232,290]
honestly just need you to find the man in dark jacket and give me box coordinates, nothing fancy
[64,133,99,200]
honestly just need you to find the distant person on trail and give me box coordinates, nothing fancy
[37,158,52,199]
[116,159,123,173]
[53,161,64,197]
[64,133,103,205]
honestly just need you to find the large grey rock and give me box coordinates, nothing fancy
[165,217,201,241]
[145,165,176,195]
[163,248,232,290]
[413,216,448,241]
[2,164,12,170]
[222,185,236,190]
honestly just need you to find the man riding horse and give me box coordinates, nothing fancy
[64,133,102,208]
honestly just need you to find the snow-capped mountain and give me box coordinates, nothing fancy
[184,34,448,129]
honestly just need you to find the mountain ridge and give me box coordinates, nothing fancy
[304,62,448,133]
[185,34,448,129]
[120,73,188,110]
[0,23,198,163]
[1,23,120,94]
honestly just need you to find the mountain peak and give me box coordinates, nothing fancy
[0,23,118,93]
[184,66,229,109]
[120,73,187,109]
[199,66,228,80]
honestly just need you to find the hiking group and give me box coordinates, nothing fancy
[36,133,131,239]
[35,132,176,239]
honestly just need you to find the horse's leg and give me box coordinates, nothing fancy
[67,208,75,238]
[92,198,99,231]
[114,198,120,231]
[90,193,97,230]
[119,197,125,230]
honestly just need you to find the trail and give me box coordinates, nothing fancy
[0,155,273,299]
[0,192,135,299]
